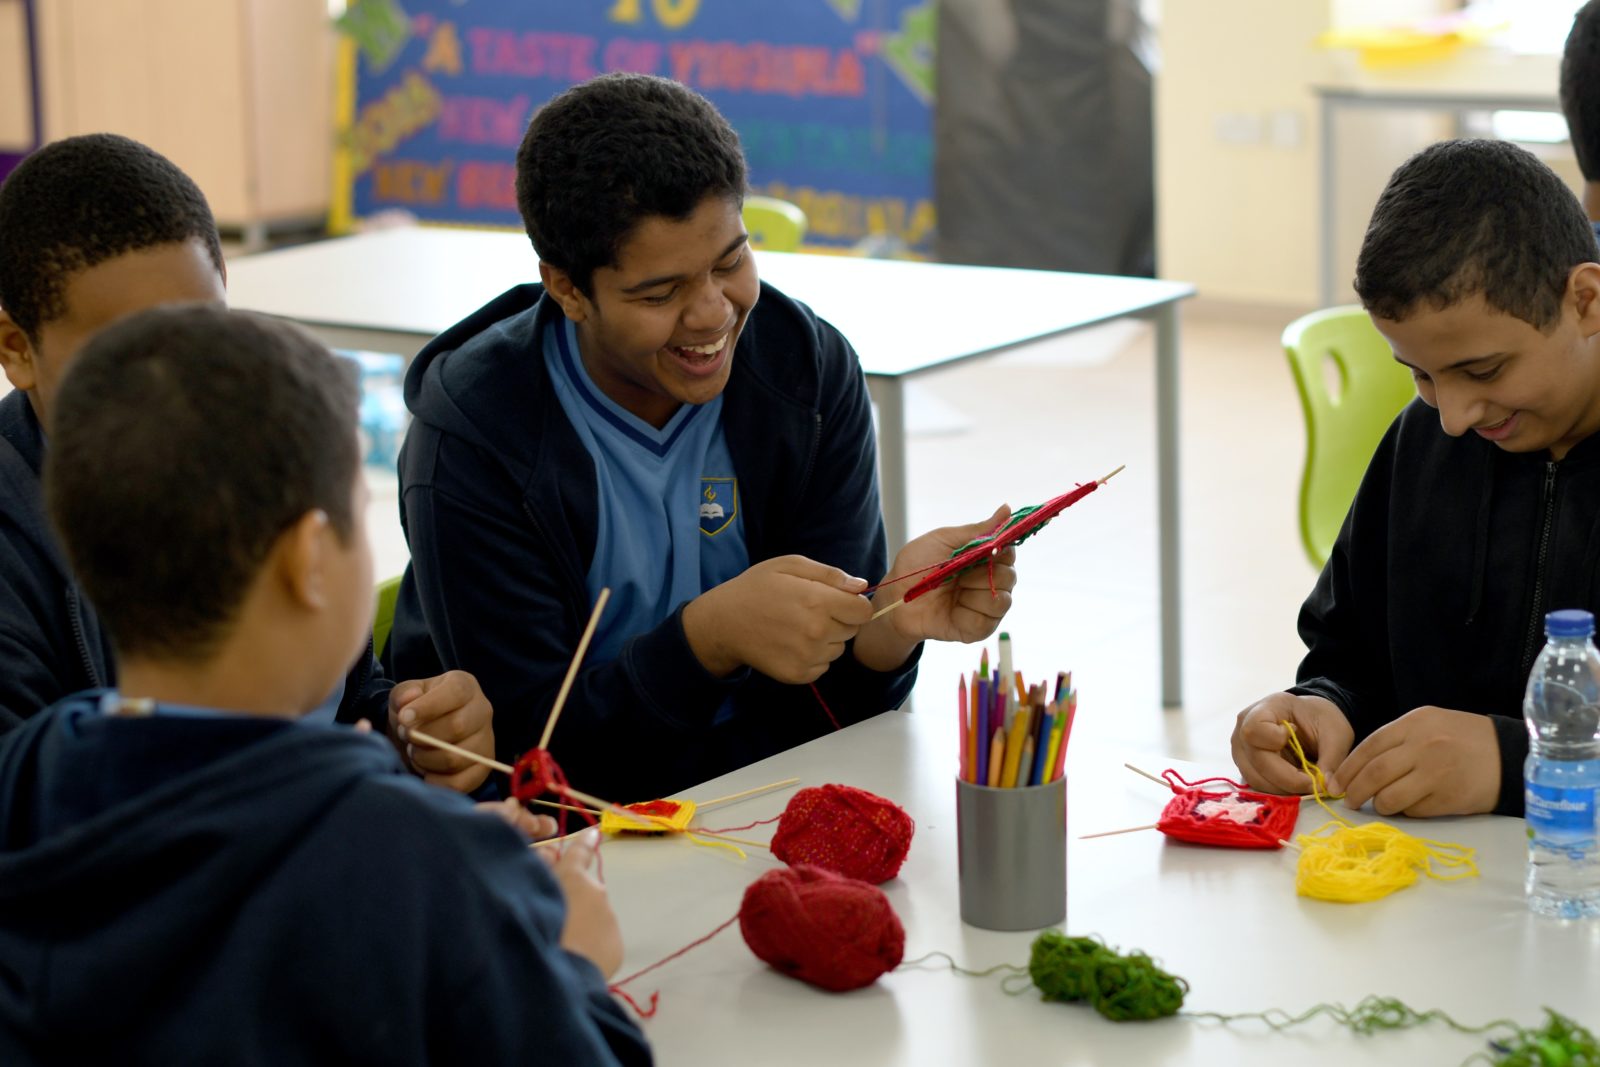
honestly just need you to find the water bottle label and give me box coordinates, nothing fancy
[1526,781,1600,840]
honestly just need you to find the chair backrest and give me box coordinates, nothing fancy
[743,195,807,252]
[373,575,403,660]
[1282,306,1416,569]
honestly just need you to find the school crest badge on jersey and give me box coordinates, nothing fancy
[699,478,738,536]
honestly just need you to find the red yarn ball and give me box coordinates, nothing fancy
[739,865,905,992]
[770,784,914,883]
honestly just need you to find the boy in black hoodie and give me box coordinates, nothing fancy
[0,306,650,1065]
[388,73,1018,801]
[1233,140,1600,819]
[0,133,495,791]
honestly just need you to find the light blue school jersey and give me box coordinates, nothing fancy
[544,316,749,664]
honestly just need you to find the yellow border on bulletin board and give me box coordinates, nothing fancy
[328,35,359,236]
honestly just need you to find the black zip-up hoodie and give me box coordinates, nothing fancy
[0,696,651,1065]
[387,283,920,802]
[0,390,390,731]
[1293,397,1600,815]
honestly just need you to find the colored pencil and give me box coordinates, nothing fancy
[975,678,988,784]
[967,672,979,782]
[1042,713,1066,783]
[1000,709,1029,787]
[958,675,969,781]
[1030,710,1053,786]
[987,729,1005,787]
[1051,693,1076,781]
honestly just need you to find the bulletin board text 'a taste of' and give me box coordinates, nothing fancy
[333,0,935,253]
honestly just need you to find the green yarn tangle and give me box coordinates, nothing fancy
[1027,932,1188,1021]
[1486,1009,1599,1067]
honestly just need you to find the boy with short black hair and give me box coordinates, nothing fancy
[1233,139,1600,818]
[0,133,494,790]
[388,73,1017,802]
[0,305,649,1065]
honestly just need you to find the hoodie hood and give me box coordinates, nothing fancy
[0,698,402,1045]
[404,283,553,489]
[0,391,65,582]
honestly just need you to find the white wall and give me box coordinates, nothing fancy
[1153,0,1575,307]
[1155,0,1334,306]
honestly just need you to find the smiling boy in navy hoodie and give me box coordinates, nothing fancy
[0,306,650,1065]
[388,73,1019,801]
[0,133,495,791]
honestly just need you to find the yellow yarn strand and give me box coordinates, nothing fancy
[682,831,750,860]
[1280,721,1478,903]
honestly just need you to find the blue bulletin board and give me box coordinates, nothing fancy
[332,0,935,253]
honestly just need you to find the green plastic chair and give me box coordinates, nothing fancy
[743,195,807,252]
[373,575,403,660]
[1282,306,1417,569]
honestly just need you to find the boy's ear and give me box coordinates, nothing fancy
[539,262,591,324]
[0,311,38,393]
[1571,262,1600,336]
[275,509,333,611]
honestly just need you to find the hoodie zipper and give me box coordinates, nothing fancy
[66,587,103,688]
[1520,460,1561,678]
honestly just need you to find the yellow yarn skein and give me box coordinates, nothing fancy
[1281,722,1479,903]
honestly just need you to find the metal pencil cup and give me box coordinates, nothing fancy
[955,775,1067,931]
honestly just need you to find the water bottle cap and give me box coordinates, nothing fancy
[1545,609,1595,638]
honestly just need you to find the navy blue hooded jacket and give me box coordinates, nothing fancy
[1292,398,1600,816]
[0,697,651,1065]
[0,389,390,732]
[387,283,920,802]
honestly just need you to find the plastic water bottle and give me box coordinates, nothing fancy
[1524,609,1600,918]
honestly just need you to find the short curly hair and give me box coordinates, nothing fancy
[47,306,360,663]
[1354,140,1596,329]
[0,133,223,338]
[516,73,747,296]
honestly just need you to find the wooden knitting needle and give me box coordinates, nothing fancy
[409,729,513,774]
[695,777,801,812]
[538,586,611,751]
[1124,762,1167,788]
[870,598,908,620]
[686,830,771,850]
[1079,824,1158,839]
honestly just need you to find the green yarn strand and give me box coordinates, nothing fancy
[907,933,1598,1065]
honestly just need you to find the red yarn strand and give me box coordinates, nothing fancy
[809,682,843,731]
[696,814,784,835]
[609,914,741,1008]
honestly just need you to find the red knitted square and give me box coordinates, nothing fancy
[1156,787,1299,849]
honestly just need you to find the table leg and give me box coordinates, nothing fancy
[866,375,909,554]
[1155,303,1183,708]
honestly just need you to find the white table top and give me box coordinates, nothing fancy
[602,706,1599,1066]
[226,228,1193,378]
